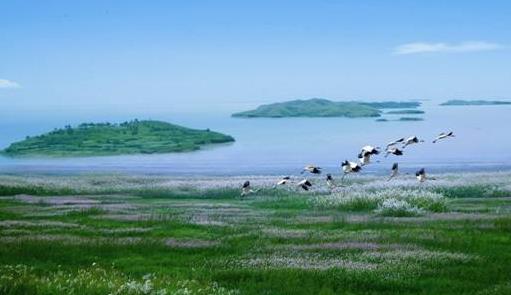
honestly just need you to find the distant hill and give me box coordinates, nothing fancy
[232,99,381,118]
[2,120,235,157]
[398,117,424,121]
[440,100,511,106]
[360,101,421,109]
[386,109,425,114]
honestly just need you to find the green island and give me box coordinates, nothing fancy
[386,109,425,114]
[440,100,511,106]
[398,117,424,121]
[232,98,420,118]
[1,120,234,157]
[360,101,421,109]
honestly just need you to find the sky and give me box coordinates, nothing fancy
[1,0,511,115]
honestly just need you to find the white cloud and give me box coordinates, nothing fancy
[0,79,20,89]
[394,41,504,55]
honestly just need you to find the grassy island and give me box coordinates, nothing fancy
[232,98,421,118]
[232,98,381,118]
[398,117,424,121]
[360,101,421,109]
[1,120,234,157]
[386,109,425,114]
[440,100,511,106]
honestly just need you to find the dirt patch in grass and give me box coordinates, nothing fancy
[164,238,220,248]
[0,220,81,228]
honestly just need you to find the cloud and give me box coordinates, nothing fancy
[394,41,504,55]
[0,79,20,89]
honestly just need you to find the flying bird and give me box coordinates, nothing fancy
[402,136,424,149]
[415,168,426,183]
[360,145,380,155]
[274,176,291,188]
[386,138,405,148]
[326,174,335,189]
[385,147,404,157]
[341,160,362,180]
[358,150,372,166]
[388,163,399,181]
[301,165,322,174]
[416,168,436,182]
[433,131,455,143]
[297,179,313,191]
[358,145,380,166]
[241,181,255,197]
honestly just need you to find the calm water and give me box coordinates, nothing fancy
[1,102,510,175]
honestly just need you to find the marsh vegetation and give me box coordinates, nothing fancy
[0,172,510,294]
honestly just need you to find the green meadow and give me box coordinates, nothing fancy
[0,172,510,294]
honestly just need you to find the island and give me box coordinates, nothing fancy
[398,117,424,121]
[1,120,235,157]
[386,110,425,114]
[360,101,421,109]
[440,100,511,106]
[231,98,421,118]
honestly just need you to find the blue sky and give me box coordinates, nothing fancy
[1,0,510,114]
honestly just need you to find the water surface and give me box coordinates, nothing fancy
[1,102,510,175]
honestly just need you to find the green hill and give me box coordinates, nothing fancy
[440,100,511,106]
[386,109,425,114]
[232,98,382,118]
[2,120,235,157]
[360,101,421,109]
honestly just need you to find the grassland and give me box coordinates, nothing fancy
[1,120,235,157]
[0,172,511,294]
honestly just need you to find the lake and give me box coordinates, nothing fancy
[1,101,510,176]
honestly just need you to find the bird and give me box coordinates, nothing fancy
[415,168,426,182]
[360,145,380,155]
[275,176,291,186]
[402,136,424,149]
[358,150,372,166]
[358,145,380,166]
[416,168,436,182]
[388,163,399,181]
[386,138,405,148]
[433,131,455,143]
[326,174,335,189]
[341,160,362,180]
[241,181,255,196]
[301,164,322,174]
[385,147,403,157]
[297,179,313,191]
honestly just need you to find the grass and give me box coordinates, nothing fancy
[1,120,234,157]
[0,172,510,294]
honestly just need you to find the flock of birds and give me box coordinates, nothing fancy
[241,131,455,196]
